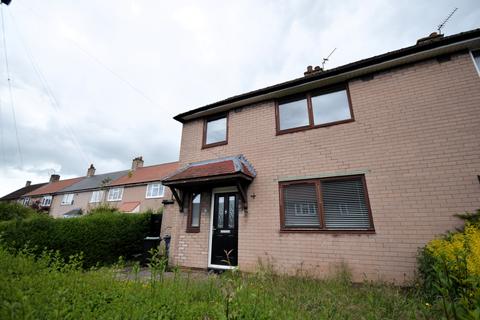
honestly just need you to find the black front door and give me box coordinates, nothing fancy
[211,193,238,266]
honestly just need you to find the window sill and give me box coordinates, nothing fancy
[145,195,164,199]
[202,141,227,149]
[280,228,375,234]
[276,118,354,136]
[107,200,122,202]
[60,204,72,206]
[186,228,200,233]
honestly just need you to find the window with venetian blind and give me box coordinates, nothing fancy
[279,175,374,231]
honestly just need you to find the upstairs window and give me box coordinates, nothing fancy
[90,190,104,203]
[146,183,165,198]
[279,175,374,232]
[107,188,123,202]
[277,86,353,134]
[61,193,74,205]
[41,195,52,207]
[203,114,227,148]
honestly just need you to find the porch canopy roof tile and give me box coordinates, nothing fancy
[162,155,256,210]
[162,155,256,186]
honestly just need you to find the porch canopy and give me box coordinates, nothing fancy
[162,155,256,211]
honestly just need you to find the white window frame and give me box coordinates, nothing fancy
[41,195,52,207]
[61,193,74,206]
[145,183,165,198]
[470,50,480,77]
[90,190,104,203]
[107,187,123,202]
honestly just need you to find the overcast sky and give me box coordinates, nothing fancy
[0,0,479,196]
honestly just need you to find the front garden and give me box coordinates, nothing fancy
[0,201,479,319]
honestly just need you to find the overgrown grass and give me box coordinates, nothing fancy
[0,246,438,319]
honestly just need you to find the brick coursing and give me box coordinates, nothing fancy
[161,52,480,283]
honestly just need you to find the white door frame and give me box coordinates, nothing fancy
[208,186,238,270]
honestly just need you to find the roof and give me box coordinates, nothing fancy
[59,170,129,193]
[119,201,140,213]
[174,28,480,123]
[25,177,84,197]
[108,162,179,187]
[163,155,256,184]
[0,182,48,201]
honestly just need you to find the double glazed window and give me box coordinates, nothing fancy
[61,193,74,205]
[203,114,227,148]
[90,190,104,203]
[107,188,123,202]
[472,50,480,75]
[146,183,165,198]
[277,86,352,133]
[280,175,374,231]
[41,195,52,207]
[187,193,201,232]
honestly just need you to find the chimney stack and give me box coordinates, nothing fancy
[131,156,144,171]
[416,32,444,45]
[49,174,60,183]
[25,181,31,187]
[304,65,323,76]
[87,164,96,177]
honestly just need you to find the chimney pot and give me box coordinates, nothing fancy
[131,156,144,170]
[25,181,31,187]
[49,174,60,183]
[87,164,96,177]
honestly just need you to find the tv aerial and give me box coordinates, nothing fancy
[322,48,337,70]
[437,8,458,34]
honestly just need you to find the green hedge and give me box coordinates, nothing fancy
[0,201,39,221]
[0,212,152,267]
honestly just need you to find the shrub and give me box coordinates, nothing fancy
[417,209,480,318]
[0,212,151,267]
[0,201,39,221]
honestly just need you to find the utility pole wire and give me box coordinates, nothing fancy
[24,5,162,109]
[9,10,90,167]
[1,3,23,168]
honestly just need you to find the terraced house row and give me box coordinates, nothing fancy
[159,29,480,284]
[1,157,178,218]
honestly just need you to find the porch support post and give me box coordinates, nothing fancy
[169,187,184,212]
[236,182,248,211]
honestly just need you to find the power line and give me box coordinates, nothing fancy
[8,10,90,166]
[23,5,162,109]
[1,3,23,168]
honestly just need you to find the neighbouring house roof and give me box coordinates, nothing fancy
[119,201,140,213]
[0,182,48,201]
[173,28,480,123]
[25,177,84,197]
[108,162,179,187]
[162,155,256,185]
[58,170,129,194]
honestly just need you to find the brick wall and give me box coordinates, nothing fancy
[162,52,480,283]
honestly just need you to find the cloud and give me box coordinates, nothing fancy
[0,0,479,196]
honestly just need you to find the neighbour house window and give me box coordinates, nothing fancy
[22,197,30,206]
[203,114,227,148]
[107,188,123,201]
[472,50,480,75]
[61,193,74,205]
[90,190,104,203]
[279,175,374,231]
[276,86,353,134]
[187,193,201,232]
[41,195,52,207]
[146,183,165,198]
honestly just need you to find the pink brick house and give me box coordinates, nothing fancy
[161,29,480,283]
